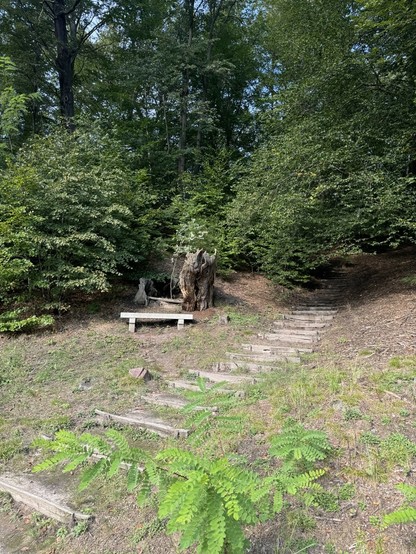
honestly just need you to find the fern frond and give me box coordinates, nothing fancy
[157,448,206,473]
[79,458,107,491]
[383,507,416,527]
[62,453,90,473]
[273,490,283,513]
[105,429,131,459]
[79,432,113,457]
[185,409,212,428]
[31,436,56,450]
[107,452,123,478]
[270,421,331,470]
[159,478,192,521]
[136,474,152,506]
[285,469,326,495]
[196,376,207,392]
[179,509,206,550]
[396,483,416,502]
[127,463,142,492]
[129,445,153,465]
[383,483,416,528]
[33,451,72,472]
[142,460,159,488]
[205,492,226,554]
[175,473,208,526]
[52,429,81,448]
[224,517,246,554]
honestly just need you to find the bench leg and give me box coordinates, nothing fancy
[177,319,185,330]
[128,318,136,333]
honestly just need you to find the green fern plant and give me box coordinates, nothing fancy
[382,484,416,527]
[33,430,267,553]
[182,377,243,455]
[155,448,271,553]
[33,427,327,554]
[32,429,155,493]
[270,419,332,472]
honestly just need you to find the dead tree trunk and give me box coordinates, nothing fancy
[179,250,216,311]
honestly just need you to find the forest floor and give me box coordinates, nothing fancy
[0,247,415,554]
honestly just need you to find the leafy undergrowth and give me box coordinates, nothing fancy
[0,250,415,553]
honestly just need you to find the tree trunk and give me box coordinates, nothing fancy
[179,250,216,311]
[178,0,195,174]
[48,0,76,124]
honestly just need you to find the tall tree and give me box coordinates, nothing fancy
[0,0,112,125]
[230,0,416,283]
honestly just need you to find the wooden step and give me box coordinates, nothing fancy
[166,380,243,397]
[273,321,329,329]
[319,297,343,302]
[258,335,315,350]
[319,282,347,287]
[258,333,318,344]
[320,277,348,281]
[240,343,301,353]
[235,346,301,356]
[95,408,189,438]
[189,370,257,384]
[283,314,335,322]
[0,474,92,525]
[301,303,340,308]
[294,303,338,308]
[140,393,218,412]
[292,310,337,316]
[266,328,321,337]
[227,351,300,364]
[213,361,279,372]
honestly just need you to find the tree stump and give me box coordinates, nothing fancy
[179,250,216,311]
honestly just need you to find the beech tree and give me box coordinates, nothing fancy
[230,0,416,283]
[0,0,112,125]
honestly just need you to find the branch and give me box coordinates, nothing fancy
[78,18,108,47]
[195,0,205,15]
[43,0,55,17]
[14,2,51,52]
[64,0,82,16]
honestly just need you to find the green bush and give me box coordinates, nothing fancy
[229,123,416,284]
[0,121,152,310]
[0,310,54,333]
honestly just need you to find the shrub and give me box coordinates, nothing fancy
[0,121,152,310]
[33,426,329,553]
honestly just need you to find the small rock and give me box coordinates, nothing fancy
[219,315,230,325]
[79,377,92,391]
[129,367,152,381]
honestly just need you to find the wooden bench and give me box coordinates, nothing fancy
[120,312,194,332]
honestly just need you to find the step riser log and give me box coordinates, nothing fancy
[96,409,189,438]
[0,475,92,525]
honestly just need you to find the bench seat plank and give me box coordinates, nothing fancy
[120,312,193,320]
[120,312,193,332]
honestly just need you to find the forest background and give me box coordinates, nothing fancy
[0,0,415,327]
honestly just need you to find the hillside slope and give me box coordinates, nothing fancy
[0,248,415,554]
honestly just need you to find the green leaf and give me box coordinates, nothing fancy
[79,458,107,491]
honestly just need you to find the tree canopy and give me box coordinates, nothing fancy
[1,0,415,321]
